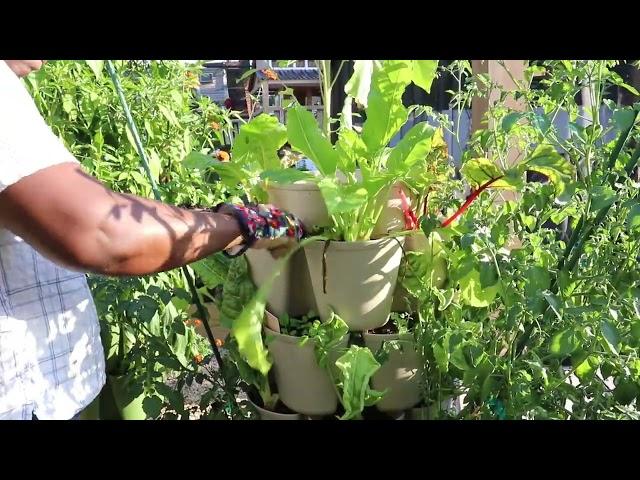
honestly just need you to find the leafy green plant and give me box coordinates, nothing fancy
[90,270,213,418]
[284,60,449,241]
[300,313,385,419]
[182,113,313,203]
[279,311,319,337]
[411,60,640,419]
[334,346,386,420]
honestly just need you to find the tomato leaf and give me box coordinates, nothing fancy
[549,328,579,357]
[523,144,575,195]
[590,185,618,211]
[600,320,620,356]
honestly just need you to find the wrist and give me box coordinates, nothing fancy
[218,213,245,252]
[212,204,253,257]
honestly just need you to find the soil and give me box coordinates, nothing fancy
[370,323,398,335]
[164,355,248,420]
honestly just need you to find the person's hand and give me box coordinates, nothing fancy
[215,203,306,258]
[4,60,45,78]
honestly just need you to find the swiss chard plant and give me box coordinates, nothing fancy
[301,313,385,420]
[283,60,450,241]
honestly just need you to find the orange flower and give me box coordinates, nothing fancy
[210,121,221,131]
[261,68,278,81]
[216,151,230,162]
[215,338,224,347]
[185,318,203,327]
[194,353,204,364]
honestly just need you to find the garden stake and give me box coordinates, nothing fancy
[105,61,235,404]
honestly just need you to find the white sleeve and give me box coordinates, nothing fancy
[0,60,78,193]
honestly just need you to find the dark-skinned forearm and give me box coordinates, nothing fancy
[0,163,243,276]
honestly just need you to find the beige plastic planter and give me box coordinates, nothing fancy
[247,397,303,420]
[265,323,348,416]
[266,181,330,230]
[405,231,428,252]
[304,237,404,331]
[245,248,316,318]
[363,331,421,412]
[372,182,415,239]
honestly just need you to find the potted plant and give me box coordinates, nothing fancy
[268,308,386,421]
[223,334,302,420]
[91,273,208,420]
[387,127,455,312]
[192,250,304,420]
[266,145,331,230]
[281,60,441,331]
[263,310,349,417]
[362,312,422,413]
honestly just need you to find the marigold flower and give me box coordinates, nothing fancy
[261,68,278,81]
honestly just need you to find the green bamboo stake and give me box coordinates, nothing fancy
[105,60,234,401]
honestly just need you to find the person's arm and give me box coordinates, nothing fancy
[0,162,246,276]
[0,60,304,275]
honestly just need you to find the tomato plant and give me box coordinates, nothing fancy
[407,60,640,419]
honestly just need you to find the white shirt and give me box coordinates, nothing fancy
[0,60,105,419]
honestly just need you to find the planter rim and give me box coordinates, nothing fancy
[246,397,303,420]
[264,325,315,345]
[305,236,405,251]
[264,325,349,345]
[363,331,414,342]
